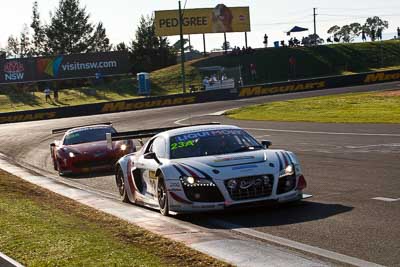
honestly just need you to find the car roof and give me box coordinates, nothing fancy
[159,124,242,138]
[66,124,113,134]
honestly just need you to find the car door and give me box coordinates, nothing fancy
[136,136,167,200]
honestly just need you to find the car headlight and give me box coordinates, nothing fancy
[120,144,127,151]
[180,176,216,187]
[280,164,294,177]
[68,151,75,158]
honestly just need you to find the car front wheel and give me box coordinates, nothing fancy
[157,175,169,216]
[116,167,130,203]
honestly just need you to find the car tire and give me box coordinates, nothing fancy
[157,175,169,216]
[56,161,64,176]
[50,147,58,171]
[54,159,58,171]
[116,167,130,203]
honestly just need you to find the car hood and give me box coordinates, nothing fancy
[192,150,266,167]
[172,150,277,180]
[68,140,111,154]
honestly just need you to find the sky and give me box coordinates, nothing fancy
[1,0,400,52]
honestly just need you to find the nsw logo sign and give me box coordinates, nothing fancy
[4,61,25,81]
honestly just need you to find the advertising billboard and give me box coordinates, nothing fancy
[0,51,130,84]
[155,5,250,36]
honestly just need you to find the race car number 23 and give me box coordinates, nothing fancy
[171,140,196,150]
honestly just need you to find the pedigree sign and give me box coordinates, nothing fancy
[155,5,250,36]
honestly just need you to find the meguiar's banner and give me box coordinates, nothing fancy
[1,69,399,124]
[155,5,250,36]
[0,51,130,84]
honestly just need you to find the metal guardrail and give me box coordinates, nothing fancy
[0,69,399,125]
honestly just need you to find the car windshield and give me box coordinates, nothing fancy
[63,127,116,145]
[169,129,262,159]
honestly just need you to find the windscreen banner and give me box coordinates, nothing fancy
[0,51,130,84]
[155,5,250,36]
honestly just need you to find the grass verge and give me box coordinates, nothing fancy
[0,169,229,267]
[227,89,400,124]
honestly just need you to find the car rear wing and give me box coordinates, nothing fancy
[106,122,220,148]
[51,122,113,134]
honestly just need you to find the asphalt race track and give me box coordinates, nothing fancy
[1,82,399,266]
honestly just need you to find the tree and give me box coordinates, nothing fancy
[172,39,192,52]
[328,23,362,43]
[0,46,6,60]
[308,34,324,45]
[115,42,127,51]
[0,52,5,60]
[363,16,389,41]
[327,25,340,36]
[6,36,20,57]
[19,25,31,57]
[89,22,111,52]
[327,25,341,42]
[349,23,362,36]
[30,1,47,56]
[130,15,176,73]
[46,0,94,54]
[221,41,231,51]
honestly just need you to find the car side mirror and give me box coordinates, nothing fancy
[144,152,162,165]
[261,140,272,149]
[106,133,112,149]
[144,152,156,159]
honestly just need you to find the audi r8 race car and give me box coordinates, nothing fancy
[50,123,135,175]
[110,123,308,215]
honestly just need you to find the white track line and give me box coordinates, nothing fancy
[0,251,24,267]
[210,219,384,267]
[243,127,400,137]
[346,143,400,148]
[372,197,400,202]
[175,117,400,137]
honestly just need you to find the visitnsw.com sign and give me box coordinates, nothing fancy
[0,51,130,84]
[155,5,250,36]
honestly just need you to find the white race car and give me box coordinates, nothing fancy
[109,124,308,215]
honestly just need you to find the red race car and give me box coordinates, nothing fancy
[50,123,135,176]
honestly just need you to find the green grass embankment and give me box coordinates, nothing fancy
[227,90,400,124]
[195,40,400,84]
[0,170,228,267]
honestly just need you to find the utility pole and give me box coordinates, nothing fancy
[313,7,317,45]
[223,32,227,54]
[179,1,186,93]
[203,33,206,56]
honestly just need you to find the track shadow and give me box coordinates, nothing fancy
[63,170,114,179]
[54,99,69,106]
[178,201,353,229]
